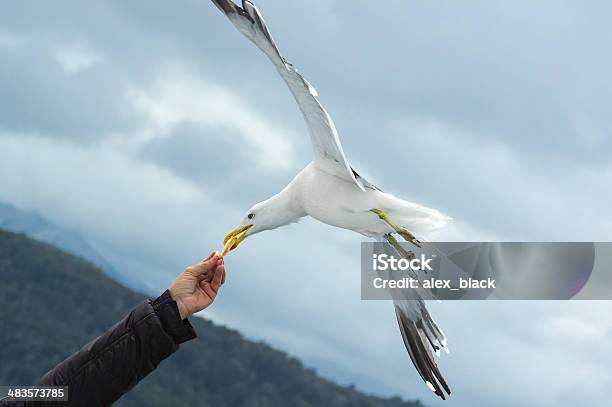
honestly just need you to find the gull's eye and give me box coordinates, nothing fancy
[247,213,255,220]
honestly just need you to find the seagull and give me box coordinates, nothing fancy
[212,0,451,399]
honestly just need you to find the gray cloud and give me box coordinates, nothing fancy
[1,1,612,406]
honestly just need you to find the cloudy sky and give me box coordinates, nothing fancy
[1,0,612,405]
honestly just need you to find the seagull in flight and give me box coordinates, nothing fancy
[212,0,451,399]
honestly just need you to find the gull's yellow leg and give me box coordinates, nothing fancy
[371,208,422,248]
[384,233,416,261]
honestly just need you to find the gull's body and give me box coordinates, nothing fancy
[212,0,451,399]
[273,162,447,238]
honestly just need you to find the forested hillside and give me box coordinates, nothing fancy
[0,230,420,407]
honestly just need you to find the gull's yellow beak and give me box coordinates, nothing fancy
[221,224,253,256]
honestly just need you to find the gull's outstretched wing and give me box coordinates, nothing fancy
[212,0,367,191]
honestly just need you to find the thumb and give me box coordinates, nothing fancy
[201,251,216,263]
[188,253,219,276]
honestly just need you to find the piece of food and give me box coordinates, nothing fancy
[220,236,237,257]
[220,224,253,257]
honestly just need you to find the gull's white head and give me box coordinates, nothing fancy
[237,201,282,236]
[222,191,302,255]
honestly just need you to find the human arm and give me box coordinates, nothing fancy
[1,253,226,407]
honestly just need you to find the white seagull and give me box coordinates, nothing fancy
[212,0,452,399]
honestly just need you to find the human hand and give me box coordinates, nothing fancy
[169,251,226,320]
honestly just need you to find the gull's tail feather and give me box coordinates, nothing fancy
[377,191,451,237]
[395,303,451,400]
[381,236,451,399]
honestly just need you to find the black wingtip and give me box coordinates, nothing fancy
[395,307,451,400]
[211,0,234,14]
[212,0,257,25]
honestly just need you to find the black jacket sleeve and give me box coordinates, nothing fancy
[1,291,196,407]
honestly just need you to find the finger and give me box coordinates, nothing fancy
[196,257,222,282]
[215,257,224,283]
[200,280,217,300]
[216,257,226,284]
[196,271,212,282]
[188,253,219,276]
[210,263,224,292]
[200,251,216,263]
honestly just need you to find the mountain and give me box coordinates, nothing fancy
[0,202,144,291]
[0,229,421,407]
[0,202,107,266]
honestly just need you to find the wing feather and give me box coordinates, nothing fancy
[212,0,367,191]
